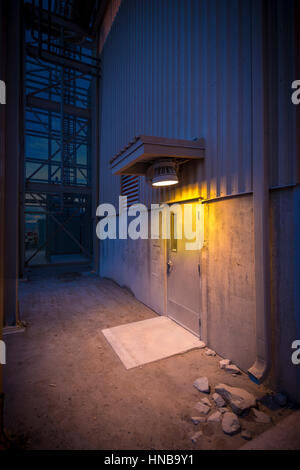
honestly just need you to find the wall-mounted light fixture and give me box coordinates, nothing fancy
[151,160,179,187]
[110,136,205,186]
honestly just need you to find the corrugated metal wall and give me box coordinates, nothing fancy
[99,0,297,207]
[266,0,297,188]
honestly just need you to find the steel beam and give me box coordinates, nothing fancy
[4,0,21,326]
[26,181,91,195]
[0,0,7,428]
[91,0,109,36]
[23,1,96,270]
[90,51,100,273]
[25,192,92,264]
[26,46,100,77]
[26,95,91,119]
[27,4,92,39]
[27,71,87,98]
[25,210,80,265]
[26,119,88,181]
[19,1,26,279]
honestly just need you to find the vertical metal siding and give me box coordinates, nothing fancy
[99,0,296,208]
[266,0,297,188]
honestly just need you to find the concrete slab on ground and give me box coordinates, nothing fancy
[102,316,204,369]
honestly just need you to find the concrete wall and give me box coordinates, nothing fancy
[202,195,256,372]
[100,219,166,316]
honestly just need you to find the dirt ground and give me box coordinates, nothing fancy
[3,267,295,450]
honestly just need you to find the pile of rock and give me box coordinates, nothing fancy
[189,352,289,444]
[219,359,241,375]
[190,377,271,441]
[214,383,257,415]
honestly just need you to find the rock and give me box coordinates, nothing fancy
[274,393,288,407]
[191,430,203,443]
[205,349,216,356]
[208,411,222,423]
[258,393,275,409]
[222,412,241,435]
[193,377,210,394]
[252,408,271,424]
[241,429,252,441]
[212,392,226,408]
[195,402,211,415]
[224,364,241,374]
[219,407,228,414]
[219,359,231,369]
[215,383,257,415]
[191,416,206,425]
[200,397,211,407]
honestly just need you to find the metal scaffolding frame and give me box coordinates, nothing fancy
[22,0,101,269]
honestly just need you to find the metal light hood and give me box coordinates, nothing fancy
[110,136,205,176]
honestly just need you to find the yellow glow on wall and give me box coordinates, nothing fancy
[165,185,202,204]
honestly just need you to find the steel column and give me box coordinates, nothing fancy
[4,0,21,325]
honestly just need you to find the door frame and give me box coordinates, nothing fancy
[162,199,204,339]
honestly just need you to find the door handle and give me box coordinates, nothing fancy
[167,260,173,274]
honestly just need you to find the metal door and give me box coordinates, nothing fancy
[166,202,201,337]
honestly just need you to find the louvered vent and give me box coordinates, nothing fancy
[121,175,140,206]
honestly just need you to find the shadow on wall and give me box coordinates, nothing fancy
[269,186,300,404]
